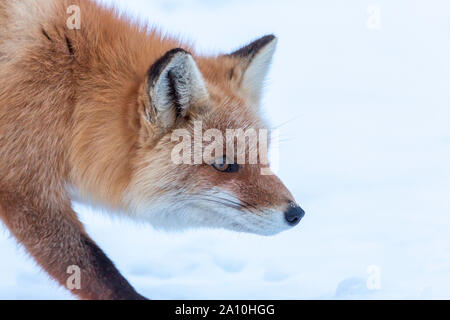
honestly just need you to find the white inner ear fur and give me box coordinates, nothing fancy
[150,52,208,127]
[240,38,277,106]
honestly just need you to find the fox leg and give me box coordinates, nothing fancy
[0,193,145,300]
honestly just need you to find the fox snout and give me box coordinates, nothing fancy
[284,202,306,226]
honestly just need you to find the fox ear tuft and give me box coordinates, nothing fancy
[229,35,277,106]
[146,48,208,128]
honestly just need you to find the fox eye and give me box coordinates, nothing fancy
[211,157,240,173]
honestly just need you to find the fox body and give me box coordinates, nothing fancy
[0,0,304,299]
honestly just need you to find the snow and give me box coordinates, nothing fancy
[1,0,450,299]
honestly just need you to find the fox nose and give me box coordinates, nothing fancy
[284,203,305,226]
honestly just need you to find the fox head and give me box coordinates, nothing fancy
[124,35,305,235]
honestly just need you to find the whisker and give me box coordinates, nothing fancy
[195,198,242,210]
[209,193,259,211]
[177,193,260,213]
[193,196,241,208]
[270,115,301,130]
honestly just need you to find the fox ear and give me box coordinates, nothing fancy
[229,35,277,106]
[145,48,209,128]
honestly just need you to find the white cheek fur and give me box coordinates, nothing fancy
[123,187,290,236]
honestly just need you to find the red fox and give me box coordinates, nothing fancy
[0,0,305,300]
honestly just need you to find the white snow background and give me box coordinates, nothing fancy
[1,0,449,299]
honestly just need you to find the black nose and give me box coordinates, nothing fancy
[284,203,305,226]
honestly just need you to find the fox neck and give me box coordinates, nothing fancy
[55,4,182,210]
